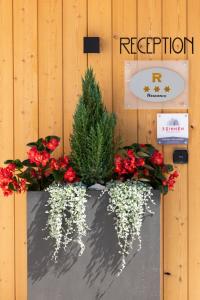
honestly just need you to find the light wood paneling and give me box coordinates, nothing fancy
[162,1,188,299]
[88,0,112,111]
[188,1,200,299]
[112,0,138,145]
[0,1,14,299]
[13,0,38,299]
[137,0,162,145]
[0,1,199,299]
[63,0,87,153]
[38,0,63,156]
[137,2,163,298]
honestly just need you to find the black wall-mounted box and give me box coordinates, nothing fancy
[173,149,188,164]
[83,37,100,53]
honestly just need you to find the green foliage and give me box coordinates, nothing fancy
[70,68,116,185]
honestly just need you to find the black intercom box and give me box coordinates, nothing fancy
[173,149,188,164]
[83,37,100,53]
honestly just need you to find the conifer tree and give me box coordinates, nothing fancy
[70,68,116,185]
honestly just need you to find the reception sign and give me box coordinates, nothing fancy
[125,61,188,109]
[157,113,188,144]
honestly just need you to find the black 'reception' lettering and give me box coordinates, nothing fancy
[120,37,194,54]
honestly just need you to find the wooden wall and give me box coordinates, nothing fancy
[0,0,199,299]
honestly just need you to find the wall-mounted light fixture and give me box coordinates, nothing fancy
[83,37,100,53]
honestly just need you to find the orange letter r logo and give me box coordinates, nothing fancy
[152,73,162,82]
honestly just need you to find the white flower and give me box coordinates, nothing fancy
[45,183,88,261]
[107,180,154,275]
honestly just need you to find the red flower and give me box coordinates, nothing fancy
[140,144,146,147]
[20,179,27,192]
[64,167,76,183]
[28,147,37,162]
[42,139,47,147]
[143,169,149,177]
[0,166,13,186]
[7,163,16,171]
[2,189,13,196]
[114,155,123,174]
[28,147,50,167]
[151,150,163,166]
[162,179,168,186]
[30,169,37,178]
[172,170,179,178]
[127,149,135,158]
[58,155,69,169]
[136,158,145,167]
[50,158,60,170]
[0,166,27,196]
[44,169,51,177]
[166,171,179,190]
[46,138,60,151]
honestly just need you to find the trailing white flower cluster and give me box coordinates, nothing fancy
[107,180,154,275]
[46,183,88,261]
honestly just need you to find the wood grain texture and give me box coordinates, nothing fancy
[13,0,38,299]
[0,0,199,298]
[38,0,63,156]
[162,1,188,299]
[0,1,15,299]
[88,0,112,111]
[63,0,87,153]
[137,0,162,145]
[112,0,138,145]
[137,1,163,298]
[188,1,200,299]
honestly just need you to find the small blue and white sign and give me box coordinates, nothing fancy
[157,113,188,144]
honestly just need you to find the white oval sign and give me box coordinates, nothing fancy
[128,67,185,103]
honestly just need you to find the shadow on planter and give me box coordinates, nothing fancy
[28,190,160,300]
[28,192,80,283]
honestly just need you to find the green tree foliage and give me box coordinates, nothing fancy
[70,68,116,185]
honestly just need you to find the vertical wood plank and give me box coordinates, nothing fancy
[162,1,188,299]
[38,0,63,155]
[112,0,137,145]
[0,1,15,299]
[137,1,163,298]
[137,0,162,145]
[88,0,112,111]
[13,0,38,299]
[63,0,87,153]
[188,1,200,299]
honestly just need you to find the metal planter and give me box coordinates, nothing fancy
[28,189,160,300]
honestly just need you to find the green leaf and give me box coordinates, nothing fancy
[139,178,151,182]
[52,170,63,182]
[22,159,36,167]
[14,159,23,169]
[145,144,156,155]
[4,159,14,164]
[144,164,154,171]
[165,164,174,172]
[155,171,166,180]
[27,142,37,147]
[162,185,168,195]
[8,182,15,191]
[137,151,150,158]
[45,135,60,142]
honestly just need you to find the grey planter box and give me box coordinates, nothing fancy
[28,189,160,300]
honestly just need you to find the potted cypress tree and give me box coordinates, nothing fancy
[70,67,116,185]
[0,69,179,300]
